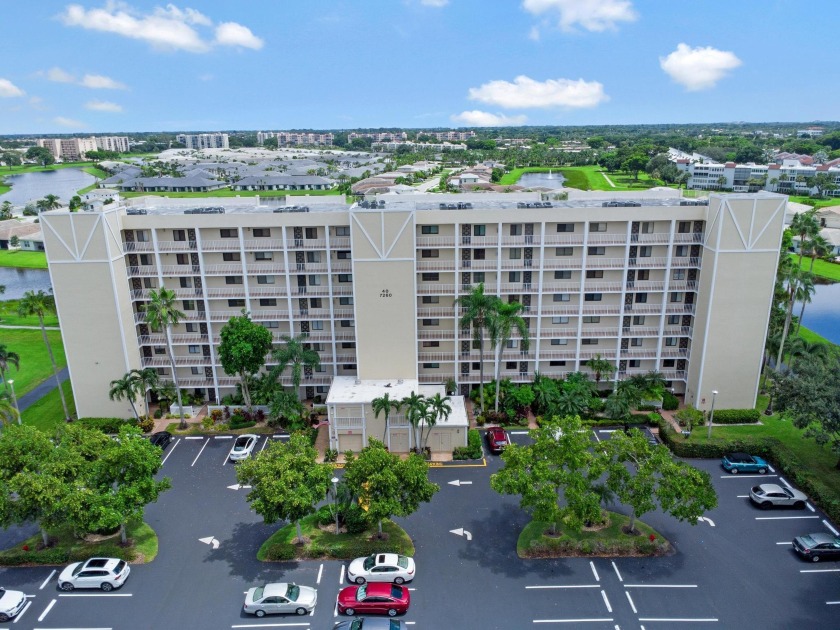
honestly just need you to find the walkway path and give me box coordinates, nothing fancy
[18,367,69,412]
[601,171,617,188]
[0,324,61,330]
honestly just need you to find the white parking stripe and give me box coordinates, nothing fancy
[339,565,345,584]
[625,591,637,614]
[231,624,311,628]
[191,439,210,466]
[526,585,599,589]
[261,437,269,452]
[776,542,793,545]
[185,436,204,440]
[801,568,840,573]
[160,438,180,466]
[827,601,840,605]
[806,503,815,512]
[755,516,819,520]
[611,562,623,582]
[510,431,528,435]
[215,435,234,439]
[823,520,840,536]
[13,600,31,623]
[39,570,56,590]
[624,584,697,588]
[37,599,56,622]
[533,620,614,624]
[768,465,776,473]
[58,593,133,597]
[601,590,612,613]
[778,476,792,489]
[317,564,323,585]
[590,561,599,582]
[638,618,717,623]
[736,495,749,498]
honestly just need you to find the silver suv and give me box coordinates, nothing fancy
[749,483,807,509]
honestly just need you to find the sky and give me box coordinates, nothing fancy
[1,0,838,135]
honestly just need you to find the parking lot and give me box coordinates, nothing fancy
[0,428,836,629]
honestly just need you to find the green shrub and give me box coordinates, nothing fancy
[584,417,649,428]
[453,429,482,460]
[229,419,256,430]
[0,547,70,565]
[662,392,679,411]
[153,408,163,419]
[712,409,760,424]
[324,448,338,463]
[343,503,371,535]
[137,416,154,433]
[675,407,703,429]
[264,543,297,561]
[588,397,605,413]
[76,417,129,433]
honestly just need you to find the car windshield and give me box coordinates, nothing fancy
[363,554,375,570]
[390,585,402,598]
[356,584,367,599]
[235,437,249,448]
[253,586,264,601]
[286,584,300,601]
[350,621,363,630]
[800,536,815,546]
[397,556,408,569]
[71,564,83,576]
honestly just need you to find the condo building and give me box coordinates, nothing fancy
[176,133,230,150]
[41,191,786,452]
[37,136,129,161]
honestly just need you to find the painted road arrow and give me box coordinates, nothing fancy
[447,480,473,486]
[697,516,716,527]
[199,536,220,549]
[227,484,252,490]
[450,527,473,541]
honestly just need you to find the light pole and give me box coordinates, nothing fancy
[332,476,340,535]
[706,390,718,439]
[7,380,20,424]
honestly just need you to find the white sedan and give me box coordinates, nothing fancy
[229,434,260,461]
[243,583,317,617]
[346,553,416,585]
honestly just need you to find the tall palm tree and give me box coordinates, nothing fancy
[803,233,831,273]
[17,290,70,422]
[401,391,427,453]
[0,344,21,395]
[785,338,831,372]
[371,392,402,442]
[794,275,817,336]
[144,287,187,429]
[487,301,529,412]
[454,283,500,413]
[424,393,452,452]
[131,367,159,418]
[108,372,142,422]
[271,333,320,401]
[790,210,820,268]
[41,194,61,211]
[775,266,812,374]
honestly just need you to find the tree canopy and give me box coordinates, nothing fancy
[218,311,273,407]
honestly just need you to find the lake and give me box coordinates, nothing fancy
[798,280,840,345]
[0,267,52,300]
[0,168,96,206]
[517,171,566,189]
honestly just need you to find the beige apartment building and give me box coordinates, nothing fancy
[40,190,786,452]
[36,136,129,161]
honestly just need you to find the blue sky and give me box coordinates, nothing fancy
[1,0,837,134]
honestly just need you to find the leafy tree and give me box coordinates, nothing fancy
[491,415,604,535]
[236,433,331,543]
[218,312,273,407]
[622,154,648,180]
[0,200,12,220]
[25,146,55,166]
[371,392,402,442]
[806,172,839,198]
[109,371,143,422]
[488,301,529,411]
[68,195,82,211]
[9,235,18,249]
[144,287,187,428]
[454,283,501,412]
[343,439,438,537]
[269,389,306,430]
[603,430,717,533]
[1,152,21,170]
[0,344,21,395]
[18,290,70,421]
[271,333,320,401]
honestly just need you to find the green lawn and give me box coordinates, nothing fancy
[120,188,341,199]
[0,300,59,327]
[21,381,75,431]
[501,165,665,192]
[0,249,48,269]
[788,195,840,210]
[0,328,66,397]
[790,253,840,282]
[796,325,834,347]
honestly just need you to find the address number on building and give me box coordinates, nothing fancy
[380,289,392,298]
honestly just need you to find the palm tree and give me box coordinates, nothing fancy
[132,367,159,417]
[371,393,402,442]
[586,353,615,386]
[785,338,831,372]
[487,301,529,412]
[41,194,61,211]
[0,393,18,427]
[401,391,427,453]
[794,275,817,336]
[144,287,187,429]
[790,210,820,268]
[271,333,320,401]
[775,267,813,373]
[108,372,142,422]
[804,233,831,273]
[532,373,559,416]
[0,344,21,395]
[455,284,500,413]
[552,382,592,418]
[17,290,70,422]
[604,390,632,422]
[424,393,452,452]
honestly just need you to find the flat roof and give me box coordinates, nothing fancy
[326,376,421,404]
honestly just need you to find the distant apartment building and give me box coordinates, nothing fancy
[36,136,129,161]
[348,132,408,143]
[373,141,467,152]
[257,131,334,146]
[675,158,840,197]
[428,130,476,142]
[797,126,825,137]
[95,136,130,153]
[176,133,230,150]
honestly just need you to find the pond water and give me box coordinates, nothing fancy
[0,169,95,206]
[797,280,840,345]
[517,171,566,189]
[0,267,52,300]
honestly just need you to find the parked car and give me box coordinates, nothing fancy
[485,427,511,454]
[229,434,259,461]
[149,431,173,449]
[347,553,415,585]
[749,483,807,509]
[722,452,768,474]
[792,533,840,562]
[337,583,410,617]
[0,588,26,622]
[243,583,317,617]
[334,619,408,630]
[58,557,130,592]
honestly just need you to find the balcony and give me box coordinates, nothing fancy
[332,417,365,429]
[417,283,457,295]
[155,240,197,252]
[249,309,291,320]
[539,349,577,360]
[131,287,203,301]
[457,259,499,271]
[287,262,329,274]
[538,327,579,338]
[673,233,704,243]
[419,374,455,384]
[141,355,209,367]
[416,236,456,247]
[500,235,540,246]
[138,334,208,345]
[629,257,669,269]
[201,239,242,252]
[667,281,698,292]
[241,239,285,251]
[543,234,585,246]
[203,264,248,275]
[418,330,456,340]
[627,281,666,292]
[587,233,631,245]
[285,238,327,250]
[671,257,702,268]
[126,266,158,277]
[582,281,625,293]
[579,350,617,360]
[416,260,457,271]
[331,237,351,248]
[416,307,455,318]
[122,241,155,253]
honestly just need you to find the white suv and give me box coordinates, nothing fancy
[58,557,131,592]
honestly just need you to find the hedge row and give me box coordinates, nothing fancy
[453,429,482,460]
[0,544,137,566]
[655,415,840,527]
[76,417,134,433]
[523,535,669,559]
[711,409,761,424]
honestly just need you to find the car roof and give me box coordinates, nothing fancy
[262,583,290,597]
[757,484,784,492]
[803,533,838,545]
[726,452,753,462]
[489,427,506,436]
[84,557,120,569]
[361,582,399,595]
[375,553,400,565]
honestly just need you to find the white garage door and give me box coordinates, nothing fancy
[339,433,364,454]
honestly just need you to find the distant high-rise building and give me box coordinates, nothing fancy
[258,131,334,146]
[36,136,129,160]
[176,133,230,150]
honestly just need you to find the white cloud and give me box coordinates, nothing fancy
[54,116,87,128]
[451,110,527,126]
[420,0,449,6]
[59,2,264,54]
[214,22,264,50]
[522,0,636,32]
[80,74,127,89]
[0,78,24,98]
[85,99,123,112]
[659,43,742,91]
[468,75,608,109]
[46,67,76,83]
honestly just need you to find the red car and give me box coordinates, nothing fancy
[337,582,410,617]
[486,427,511,454]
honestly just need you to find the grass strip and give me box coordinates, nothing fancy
[0,249,48,269]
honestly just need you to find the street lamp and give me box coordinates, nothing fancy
[7,380,20,424]
[332,476,340,535]
[706,390,718,439]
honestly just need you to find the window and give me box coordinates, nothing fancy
[316,385,329,393]
[556,247,573,256]
[675,245,688,257]
[139,254,152,266]
[182,300,195,311]
[176,253,189,265]
[509,271,521,282]
[156,368,168,376]
[640,246,652,257]
[552,316,569,324]
[422,341,440,348]
[637,269,650,280]
[670,292,684,303]
[635,293,648,303]
[309,298,322,308]
[191,367,201,375]
[553,294,571,302]
[223,252,241,262]
[632,315,646,325]
[228,299,245,307]
[584,293,602,301]
[588,246,605,255]
[305,228,318,239]
[340,320,355,328]
[473,225,486,236]
[422,319,439,326]
[308,275,322,286]
[509,248,521,260]
[510,224,522,236]
[312,321,324,330]
[421,249,439,258]
[173,230,186,242]
[629,360,641,368]
[220,229,237,238]
[665,337,677,347]
[663,359,676,367]
[343,364,357,370]
[506,361,517,370]
[473,249,486,260]
[554,270,571,279]
[306,251,321,263]
[673,269,686,280]
[471,363,481,370]
[257,275,275,285]
[473,272,485,283]
[337,251,351,259]
[678,221,691,234]
[338,274,352,283]
[339,297,354,305]
[179,277,192,288]
[423,363,440,369]
[421,272,439,282]
[264,321,279,329]
[641,222,654,234]
[551,339,568,345]
[136,230,149,242]
[335,226,350,237]
[225,276,243,285]
[586,270,604,279]
[549,360,567,366]
[186,323,197,333]
[188,345,200,354]
[667,315,680,325]
[421,225,439,234]
[583,316,601,323]
[582,339,599,345]
[154,347,166,355]
[341,342,355,348]
[260,298,277,306]
[631,338,643,347]
[422,296,440,304]
[556,223,575,233]
[254,252,272,261]
[590,222,607,232]
[253,228,270,238]
[143,278,156,289]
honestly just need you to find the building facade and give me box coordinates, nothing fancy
[257,131,334,146]
[176,133,230,150]
[41,191,786,433]
[36,136,129,160]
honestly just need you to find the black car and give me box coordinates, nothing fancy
[792,533,840,562]
[149,431,173,449]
